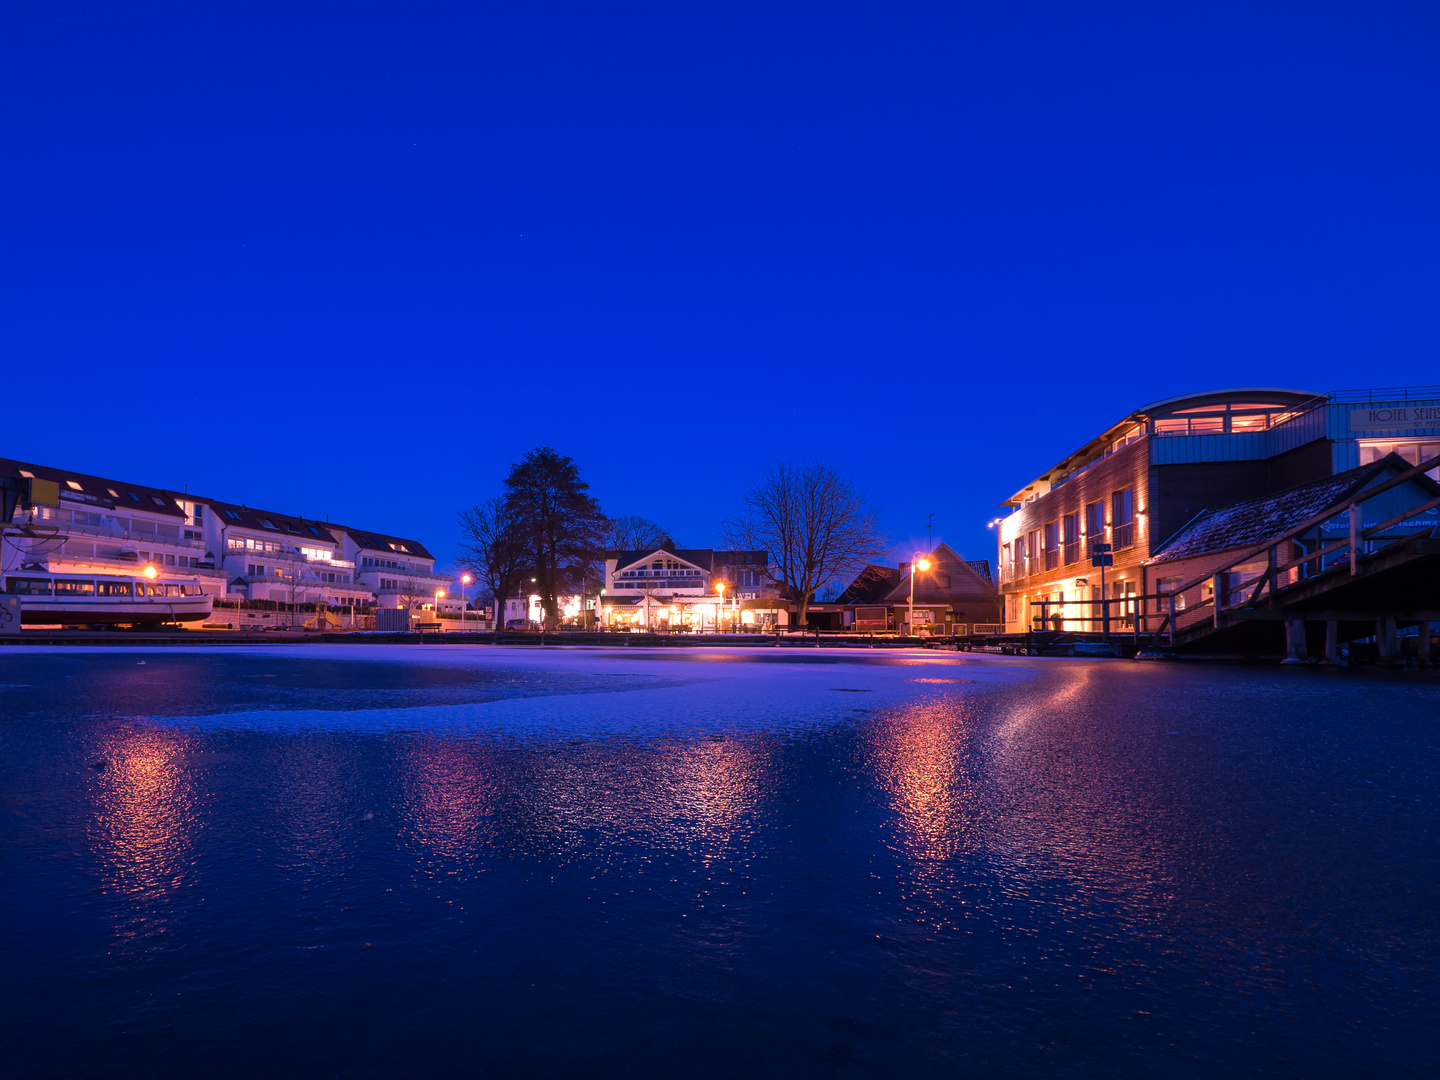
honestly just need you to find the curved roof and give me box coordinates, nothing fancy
[1134,388,1322,416]
[1001,387,1329,507]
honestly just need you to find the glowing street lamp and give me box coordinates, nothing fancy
[907,554,931,638]
[435,588,445,615]
[715,581,725,633]
[461,573,471,626]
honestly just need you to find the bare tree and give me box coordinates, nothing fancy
[721,461,888,629]
[457,497,529,639]
[604,515,673,553]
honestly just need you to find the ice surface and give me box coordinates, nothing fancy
[0,644,1026,736]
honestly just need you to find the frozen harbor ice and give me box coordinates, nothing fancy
[1,644,1437,1077]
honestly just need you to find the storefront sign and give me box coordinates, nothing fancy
[1350,404,1440,432]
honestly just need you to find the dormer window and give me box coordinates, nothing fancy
[66,480,82,491]
[129,493,141,502]
[107,489,119,497]
[261,519,276,529]
[151,496,166,506]
[18,470,34,479]
[225,510,241,521]
[308,525,320,535]
[285,522,299,532]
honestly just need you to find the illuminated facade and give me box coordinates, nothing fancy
[600,547,779,630]
[2,456,444,616]
[1,457,225,605]
[994,386,1440,634]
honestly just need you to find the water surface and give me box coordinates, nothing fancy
[1,645,1436,1077]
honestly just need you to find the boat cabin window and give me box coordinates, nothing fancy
[164,584,184,597]
[53,580,96,596]
[96,581,133,597]
[6,577,52,595]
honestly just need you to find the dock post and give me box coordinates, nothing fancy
[1283,618,1309,664]
[1168,594,1177,648]
[1419,621,1433,667]
[1323,620,1339,665]
[1377,617,1400,666]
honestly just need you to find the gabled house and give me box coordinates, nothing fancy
[599,546,778,630]
[822,544,1002,634]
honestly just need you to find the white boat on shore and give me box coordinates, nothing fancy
[3,570,213,626]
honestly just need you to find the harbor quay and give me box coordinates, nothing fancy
[5,383,1439,663]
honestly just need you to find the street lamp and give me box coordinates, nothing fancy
[907,554,931,639]
[435,588,445,618]
[715,581,725,633]
[461,573,471,627]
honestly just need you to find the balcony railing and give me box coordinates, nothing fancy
[1044,548,1059,571]
[361,566,451,584]
[1113,522,1135,550]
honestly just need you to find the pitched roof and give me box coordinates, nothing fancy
[835,564,901,605]
[337,527,436,562]
[195,495,341,544]
[881,544,1001,605]
[1148,455,1440,565]
[1,456,187,518]
[610,548,769,573]
[612,547,715,571]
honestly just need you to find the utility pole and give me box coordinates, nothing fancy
[926,513,934,554]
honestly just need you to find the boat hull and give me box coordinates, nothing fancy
[19,597,214,625]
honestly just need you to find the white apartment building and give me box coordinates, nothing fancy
[195,496,373,610]
[2,456,448,618]
[1,457,227,595]
[339,527,452,610]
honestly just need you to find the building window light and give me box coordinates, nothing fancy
[18,470,35,478]
[66,480,83,491]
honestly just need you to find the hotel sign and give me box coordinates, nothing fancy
[1349,404,1440,432]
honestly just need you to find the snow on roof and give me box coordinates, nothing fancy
[1147,457,1431,565]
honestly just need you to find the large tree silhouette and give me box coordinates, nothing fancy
[502,447,606,630]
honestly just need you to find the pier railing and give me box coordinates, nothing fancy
[1027,451,1440,647]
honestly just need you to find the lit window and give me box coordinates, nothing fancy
[18,470,34,479]
[66,480,83,491]
[107,489,119,497]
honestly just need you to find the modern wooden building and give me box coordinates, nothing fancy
[993,386,1440,634]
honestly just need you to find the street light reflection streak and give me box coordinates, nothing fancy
[83,726,201,945]
[868,697,980,925]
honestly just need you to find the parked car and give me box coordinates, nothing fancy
[505,618,540,631]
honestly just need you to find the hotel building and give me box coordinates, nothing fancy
[3,456,445,620]
[598,547,780,630]
[994,386,1440,634]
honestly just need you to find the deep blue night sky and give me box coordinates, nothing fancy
[2,2,1436,572]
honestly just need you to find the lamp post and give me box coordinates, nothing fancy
[907,554,931,639]
[715,581,725,633]
[461,573,471,628]
[435,589,445,620]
